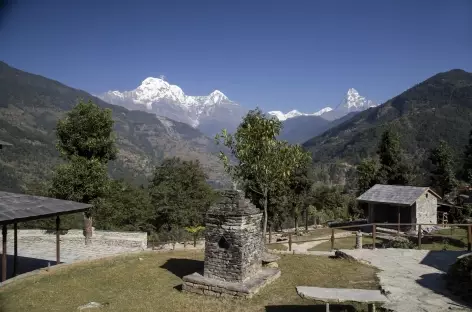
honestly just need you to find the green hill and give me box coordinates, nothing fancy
[0,61,229,192]
[303,69,472,170]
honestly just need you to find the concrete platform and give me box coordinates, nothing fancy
[296,286,387,303]
[182,267,280,298]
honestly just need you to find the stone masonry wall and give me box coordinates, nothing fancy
[415,192,438,230]
[203,190,263,283]
[6,229,148,249]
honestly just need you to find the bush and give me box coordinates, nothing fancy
[384,237,415,249]
[446,255,472,303]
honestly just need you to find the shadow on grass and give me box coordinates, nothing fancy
[265,304,357,312]
[416,272,471,310]
[160,258,203,279]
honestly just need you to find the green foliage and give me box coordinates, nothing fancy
[311,185,349,221]
[49,156,110,204]
[149,157,216,231]
[50,101,116,212]
[215,108,311,237]
[463,130,472,182]
[93,180,154,232]
[377,129,410,185]
[356,158,379,195]
[446,255,472,303]
[56,100,117,162]
[429,140,457,196]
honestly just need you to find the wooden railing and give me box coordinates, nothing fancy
[267,223,472,252]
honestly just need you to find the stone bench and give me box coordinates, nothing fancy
[296,286,387,312]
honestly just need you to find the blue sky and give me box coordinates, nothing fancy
[0,0,471,112]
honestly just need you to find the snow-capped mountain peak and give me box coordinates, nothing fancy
[207,90,228,104]
[338,88,376,112]
[268,107,333,121]
[98,77,244,130]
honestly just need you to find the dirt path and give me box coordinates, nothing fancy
[282,231,354,252]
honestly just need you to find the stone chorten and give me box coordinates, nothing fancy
[182,189,280,298]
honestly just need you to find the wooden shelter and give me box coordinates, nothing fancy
[357,184,441,232]
[0,191,92,282]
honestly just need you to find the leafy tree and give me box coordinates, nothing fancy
[50,156,109,203]
[286,159,313,233]
[149,157,215,232]
[56,100,117,162]
[215,108,310,239]
[93,180,154,232]
[311,185,348,221]
[356,158,379,195]
[50,100,117,242]
[377,129,410,185]
[463,130,472,182]
[429,140,457,197]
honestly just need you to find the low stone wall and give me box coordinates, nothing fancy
[6,229,148,250]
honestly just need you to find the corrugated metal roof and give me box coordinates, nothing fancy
[0,191,92,224]
[357,184,441,206]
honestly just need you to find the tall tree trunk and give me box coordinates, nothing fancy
[83,213,93,246]
[262,187,268,243]
[294,215,299,236]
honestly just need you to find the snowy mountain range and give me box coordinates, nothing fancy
[99,78,375,139]
[268,88,376,122]
[98,77,247,136]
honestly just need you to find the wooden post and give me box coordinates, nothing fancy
[2,225,6,282]
[288,233,292,252]
[13,223,18,277]
[56,216,61,265]
[372,224,376,249]
[83,212,93,246]
[468,224,471,252]
[417,224,422,250]
[368,303,376,312]
[397,206,401,234]
[331,228,335,250]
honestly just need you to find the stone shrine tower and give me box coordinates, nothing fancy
[203,189,263,282]
[183,189,280,298]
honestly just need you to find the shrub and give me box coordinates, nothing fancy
[446,254,472,303]
[384,237,415,249]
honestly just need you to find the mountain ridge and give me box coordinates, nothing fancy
[0,61,230,192]
[99,77,247,136]
[303,69,472,173]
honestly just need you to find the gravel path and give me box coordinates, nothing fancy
[340,249,470,312]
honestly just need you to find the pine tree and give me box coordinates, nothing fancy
[430,140,457,197]
[377,129,410,185]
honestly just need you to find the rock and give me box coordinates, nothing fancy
[334,250,357,262]
[77,302,105,310]
[264,262,279,268]
[261,252,280,264]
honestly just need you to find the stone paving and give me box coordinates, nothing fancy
[340,249,471,312]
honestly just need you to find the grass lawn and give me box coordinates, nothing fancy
[0,251,380,312]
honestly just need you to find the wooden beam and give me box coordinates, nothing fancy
[13,223,18,277]
[56,216,60,265]
[2,225,6,282]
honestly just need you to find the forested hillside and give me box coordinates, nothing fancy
[304,69,472,172]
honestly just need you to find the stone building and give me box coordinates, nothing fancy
[357,184,441,232]
[183,189,280,298]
